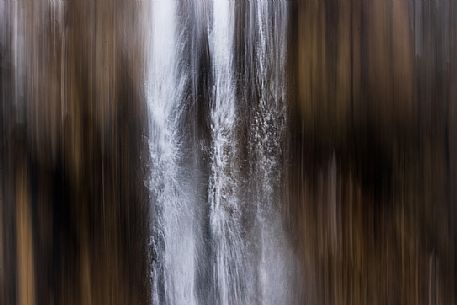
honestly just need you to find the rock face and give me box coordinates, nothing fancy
[0,1,150,305]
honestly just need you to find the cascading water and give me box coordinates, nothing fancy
[249,2,295,305]
[146,1,196,305]
[146,1,297,305]
[207,1,250,305]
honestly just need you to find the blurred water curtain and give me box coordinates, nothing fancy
[1,1,457,305]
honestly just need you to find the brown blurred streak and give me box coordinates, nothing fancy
[16,164,35,305]
[296,0,415,147]
[291,0,456,304]
[2,0,150,305]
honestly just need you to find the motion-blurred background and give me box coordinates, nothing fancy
[1,0,456,304]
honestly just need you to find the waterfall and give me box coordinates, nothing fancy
[207,1,250,305]
[146,1,196,305]
[249,2,294,305]
[146,1,296,305]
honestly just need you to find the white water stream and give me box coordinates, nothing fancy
[146,1,296,304]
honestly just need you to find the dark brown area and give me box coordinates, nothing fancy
[1,1,150,305]
[286,0,457,304]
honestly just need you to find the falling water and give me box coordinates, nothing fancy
[146,1,196,305]
[147,1,295,305]
[207,1,250,305]
[249,2,294,305]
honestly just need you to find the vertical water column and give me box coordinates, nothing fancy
[250,1,296,305]
[208,1,250,305]
[252,0,288,192]
[146,1,196,305]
